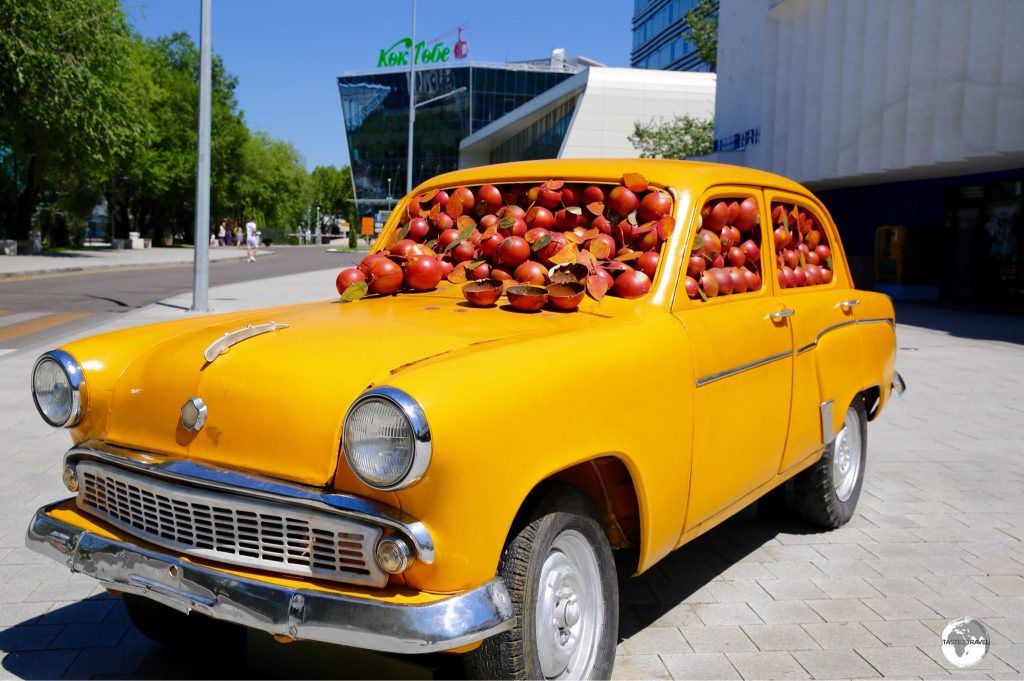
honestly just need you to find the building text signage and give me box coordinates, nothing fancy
[378,37,453,68]
[714,127,761,153]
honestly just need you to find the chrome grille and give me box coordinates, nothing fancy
[76,462,386,587]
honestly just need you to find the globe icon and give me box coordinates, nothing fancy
[940,617,990,668]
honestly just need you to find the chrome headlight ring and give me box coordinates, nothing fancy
[342,387,431,492]
[31,350,86,428]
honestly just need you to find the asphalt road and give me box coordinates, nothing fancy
[0,248,360,358]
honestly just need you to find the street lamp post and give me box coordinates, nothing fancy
[191,0,212,313]
[405,0,417,196]
[387,177,393,210]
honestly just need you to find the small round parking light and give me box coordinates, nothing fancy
[62,465,78,492]
[376,536,414,574]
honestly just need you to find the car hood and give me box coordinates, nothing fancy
[99,288,611,486]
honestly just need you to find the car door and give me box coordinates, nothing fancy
[673,186,794,533]
[764,190,865,473]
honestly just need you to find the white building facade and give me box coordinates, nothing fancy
[713,0,1024,305]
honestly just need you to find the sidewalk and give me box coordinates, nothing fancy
[0,278,1022,678]
[0,246,274,279]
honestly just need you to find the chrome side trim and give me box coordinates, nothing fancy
[65,442,434,564]
[26,502,513,654]
[795,317,895,356]
[696,350,792,387]
[31,350,86,428]
[203,322,288,363]
[820,400,835,445]
[342,386,432,492]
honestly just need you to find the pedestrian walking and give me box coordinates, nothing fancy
[217,221,226,247]
[245,217,259,262]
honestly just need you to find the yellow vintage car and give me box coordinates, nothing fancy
[26,159,904,679]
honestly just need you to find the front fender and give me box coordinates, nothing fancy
[384,313,694,593]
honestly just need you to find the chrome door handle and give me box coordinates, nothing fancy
[769,309,795,320]
[838,299,861,310]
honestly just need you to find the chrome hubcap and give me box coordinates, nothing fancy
[535,530,602,680]
[832,407,862,502]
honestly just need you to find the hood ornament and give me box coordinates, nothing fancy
[180,397,208,433]
[203,322,289,363]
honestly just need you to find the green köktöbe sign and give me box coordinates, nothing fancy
[378,37,451,68]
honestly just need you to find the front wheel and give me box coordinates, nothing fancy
[789,398,867,528]
[464,487,618,680]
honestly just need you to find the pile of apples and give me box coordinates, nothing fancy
[687,197,764,299]
[770,202,834,288]
[334,173,675,307]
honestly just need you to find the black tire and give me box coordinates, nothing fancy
[464,486,618,680]
[123,593,243,647]
[788,398,868,528]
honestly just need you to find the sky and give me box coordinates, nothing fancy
[126,0,634,171]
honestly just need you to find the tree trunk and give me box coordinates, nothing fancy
[13,155,37,241]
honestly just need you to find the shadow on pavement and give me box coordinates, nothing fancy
[1,499,819,679]
[895,302,1024,345]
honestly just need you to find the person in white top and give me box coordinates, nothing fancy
[245,218,259,262]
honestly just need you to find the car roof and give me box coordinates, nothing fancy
[418,159,811,196]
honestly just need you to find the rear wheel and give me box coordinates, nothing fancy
[464,487,618,680]
[789,398,867,528]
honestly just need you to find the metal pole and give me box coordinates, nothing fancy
[191,0,212,312]
[405,0,416,195]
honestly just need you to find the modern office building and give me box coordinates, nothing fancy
[712,0,1024,306]
[631,0,716,72]
[459,67,715,168]
[338,53,590,217]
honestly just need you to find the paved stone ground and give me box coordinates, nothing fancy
[0,291,1022,679]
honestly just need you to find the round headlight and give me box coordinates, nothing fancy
[31,350,85,427]
[343,387,431,491]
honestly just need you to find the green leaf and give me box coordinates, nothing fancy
[395,222,411,242]
[531,233,552,251]
[825,256,833,270]
[340,281,368,302]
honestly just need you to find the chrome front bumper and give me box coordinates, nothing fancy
[26,501,514,654]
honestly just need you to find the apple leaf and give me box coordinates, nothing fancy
[799,251,807,268]
[566,206,582,216]
[543,179,564,191]
[467,259,486,269]
[622,172,648,192]
[340,281,368,302]
[825,256,833,270]
[430,203,441,219]
[531,233,552,251]
[447,263,469,283]
[615,251,641,262]
[580,227,599,241]
[627,210,638,226]
[457,215,476,231]
[586,201,605,216]
[782,209,790,231]
[395,223,411,242]
[447,193,464,218]
[577,248,600,273]
[498,216,517,232]
[563,231,583,245]
[424,239,438,250]
[550,242,579,265]
[588,239,611,259]
[698,286,708,302]
[635,221,656,234]
[657,216,675,239]
[420,189,438,203]
[586,273,610,300]
[481,224,499,239]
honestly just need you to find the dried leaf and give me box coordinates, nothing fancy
[549,242,579,265]
[577,248,600,273]
[622,173,648,192]
[340,281,368,302]
[531,233,552,251]
[424,239,438,250]
[457,215,476,231]
[563,231,583,245]
[447,192,464,217]
[615,251,641,262]
[799,251,807,268]
[586,273,610,301]
[481,224,499,239]
[543,179,564,191]
[447,263,469,283]
[627,210,638,226]
[698,286,708,302]
[430,203,441,218]
[566,206,582,216]
[580,227,599,241]
[588,239,611,259]
[419,189,439,203]
[635,221,656,234]
[467,259,486,269]
[586,201,605,216]
[498,216,517,232]
[657,216,675,239]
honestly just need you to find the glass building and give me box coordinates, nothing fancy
[631,0,717,72]
[338,60,581,217]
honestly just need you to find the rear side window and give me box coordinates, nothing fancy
[687,196,765,300]
[769,201,835,288]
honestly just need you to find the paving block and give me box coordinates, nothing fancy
[619,626,691,655]
[741,624,820,652]
[861,595,942,621]
[805,599,883,623]
[679,625,758,653]
[660,652,741,680]
[793,649,881,678]
[748,600,823,625]
[726,651,810,679]
[691,603,763,626]
[756,579,829,601]
[856,645,947,677]
[800,621,883,649]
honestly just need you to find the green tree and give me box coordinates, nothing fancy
[310,165,355,232]
[683,0,718,72]
[628,115,715,159]
[236,131,308,230]
[0,0,140,239]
